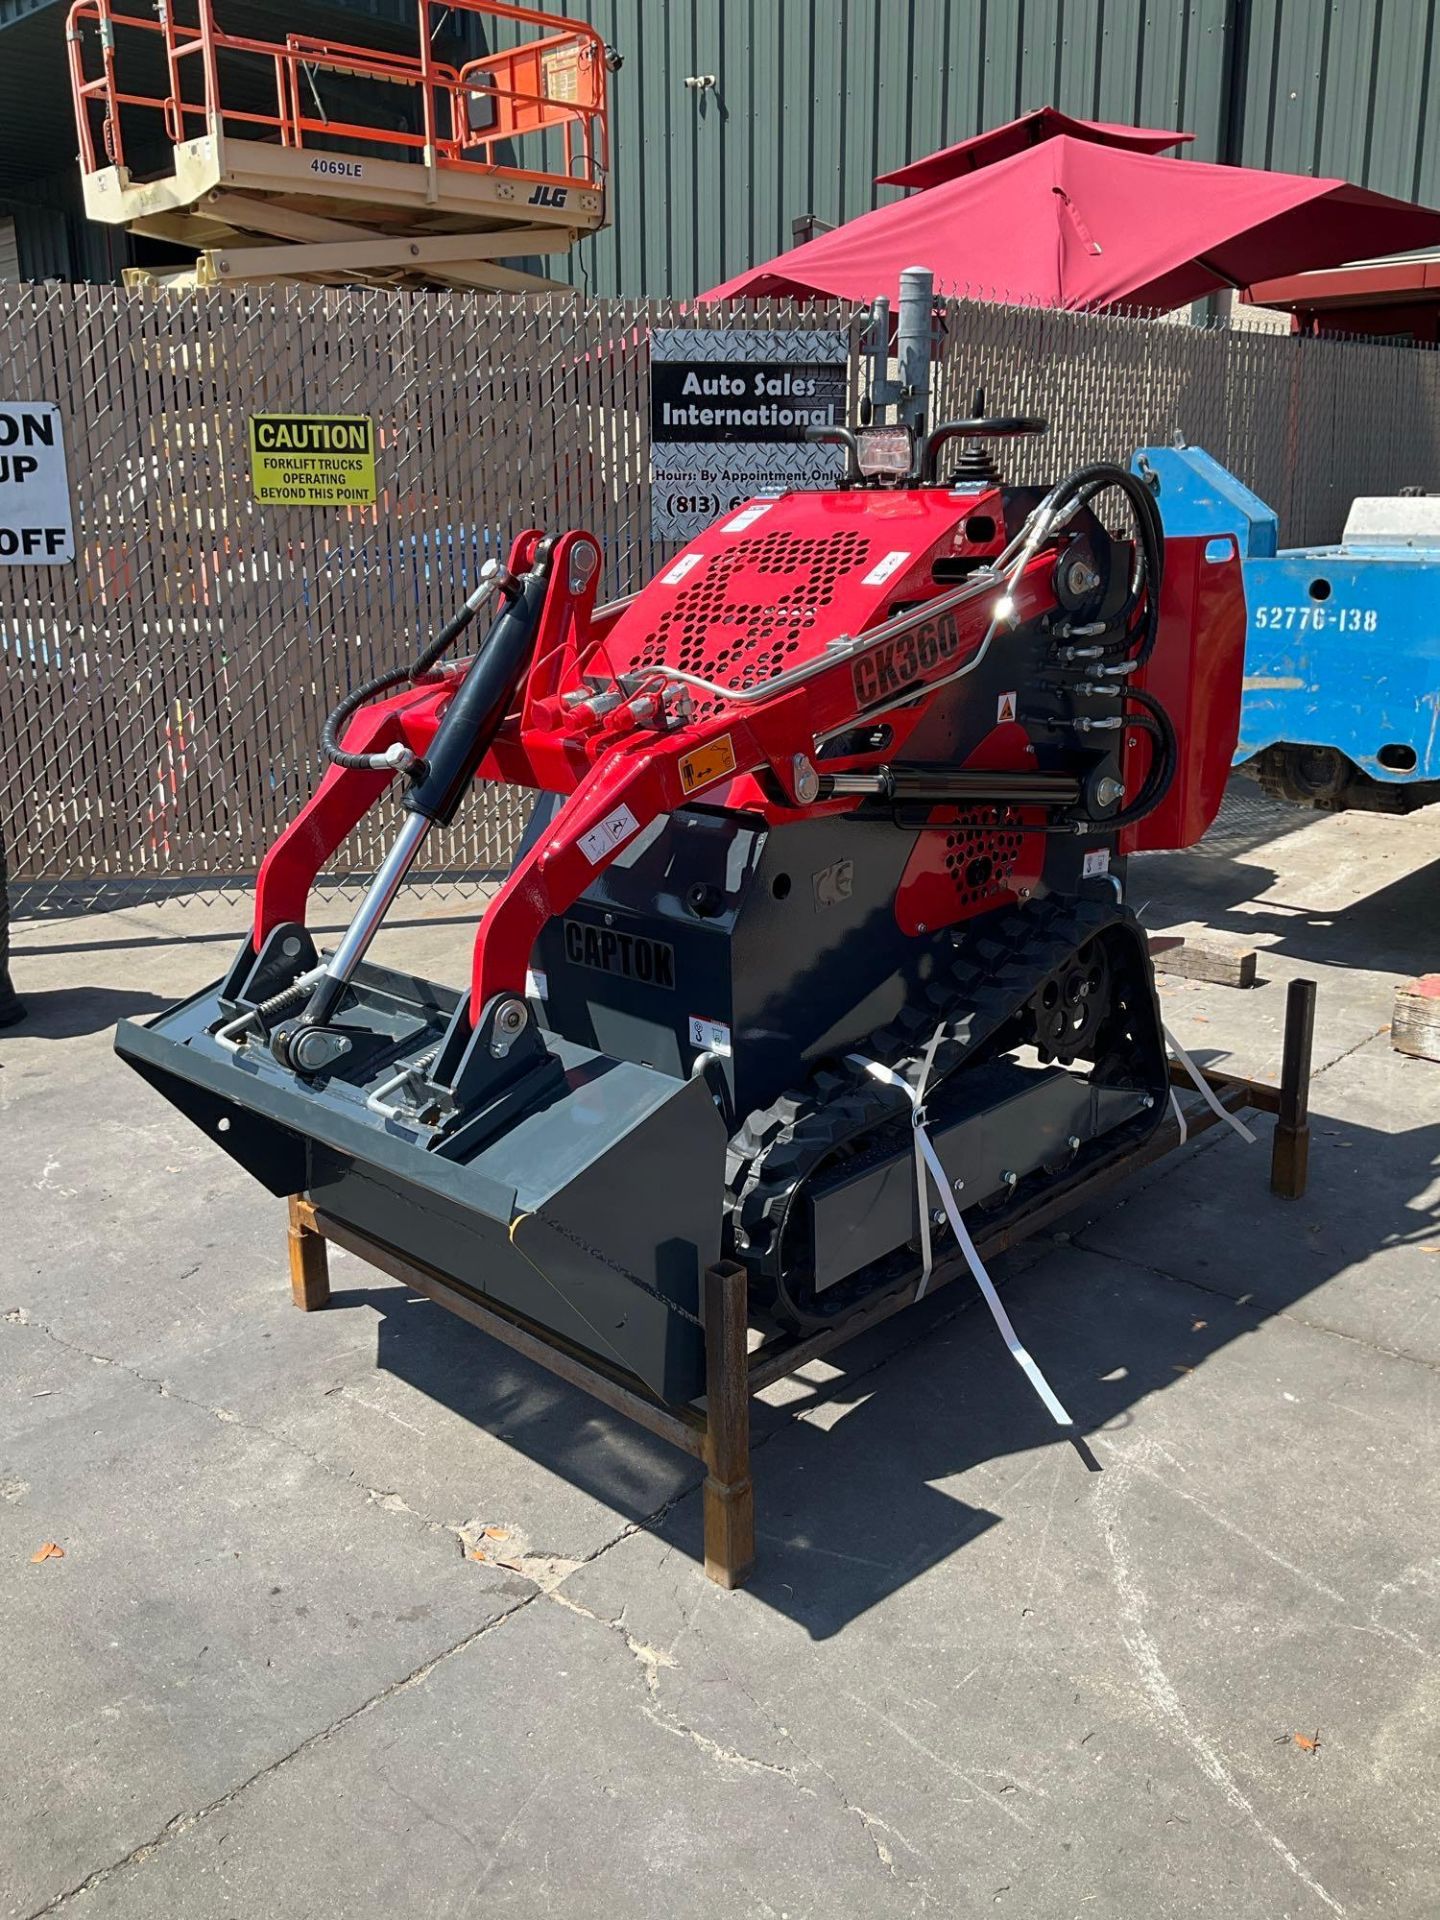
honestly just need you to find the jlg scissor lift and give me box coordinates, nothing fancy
[66,0,610,291]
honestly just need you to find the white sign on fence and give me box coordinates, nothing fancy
[649,330,849,541]
[0,402,74,565]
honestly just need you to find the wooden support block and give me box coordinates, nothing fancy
[702,1261,755,1590]
[286,1195,330,1311]
[1392,975,1440,1063]
[1151,934,1257,990]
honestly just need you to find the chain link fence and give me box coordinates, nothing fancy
[3,281,1439,917]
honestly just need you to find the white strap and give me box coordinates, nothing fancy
[1169,1086,1188,1146]
[1164,1025,1257,1145]
[850,1053,940,1297]
[911,1023,948,1299]
[848,1051,1072,1427]
[914,1126,1073,1427]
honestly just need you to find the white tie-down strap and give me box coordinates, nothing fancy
[1163,1024,1257,1146]
[848,1051,1073,1429]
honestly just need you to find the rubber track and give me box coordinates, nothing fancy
[725,897,1153,1320]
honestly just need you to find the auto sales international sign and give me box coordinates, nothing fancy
[649,330,849,540]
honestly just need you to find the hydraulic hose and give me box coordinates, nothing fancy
[1113,471,1165,665]
[1104,682,1178,833]
[321,561,519,773]
[1024,462,1174,833]
[1049,463,1165,661]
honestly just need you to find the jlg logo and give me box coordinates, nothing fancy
[851,611,963,709]
[528,185,570,207]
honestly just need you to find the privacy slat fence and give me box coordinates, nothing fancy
[3,282,1439,912]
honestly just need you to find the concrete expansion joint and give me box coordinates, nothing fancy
[8,1308,491,1535]
[18,1595,543,1920]
[1312,1018,1394,1078]
[17,1462,719,1915]
[764,1708,928,1881]
[1068,1231,1440,1378]
[0,1308,283,1436]
[4,1304,148,1381]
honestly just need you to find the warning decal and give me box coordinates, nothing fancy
[862,549,911,587]
[249,414,377,507]
[578,802,642,865]
[678,734,738,794]
[688,1014,733,1056]
[721,502,775,534]
[996,690,1017,723]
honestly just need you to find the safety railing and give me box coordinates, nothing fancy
[66,0,609,194]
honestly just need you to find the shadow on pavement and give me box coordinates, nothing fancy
[310,1092,1440,1637]
[0,985,176,1038]
[1135,838,1440,976]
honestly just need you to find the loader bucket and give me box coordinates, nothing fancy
[115,955,726,1404]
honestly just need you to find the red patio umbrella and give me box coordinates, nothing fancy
[702,136,1440,314]
[875,106,1191,191]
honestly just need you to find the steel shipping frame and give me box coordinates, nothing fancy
[282,977,1316,1588]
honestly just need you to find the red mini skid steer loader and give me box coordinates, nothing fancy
[117,386,1245,1416]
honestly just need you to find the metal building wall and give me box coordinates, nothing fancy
[533,0,1232,296]
[544,0,1440,299]
[7,0,1440,287]
[1,174,128,284]
[1233,0,1440,205]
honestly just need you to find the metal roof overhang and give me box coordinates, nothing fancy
[1249,252,1440,311]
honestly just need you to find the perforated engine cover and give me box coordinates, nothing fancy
[893,804,1047,936]
[601,491,987,717]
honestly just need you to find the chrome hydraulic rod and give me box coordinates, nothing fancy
[321,809,434,991]
[290,556,549,1040]
[822,768,1081,805]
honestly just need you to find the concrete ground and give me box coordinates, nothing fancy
[2,783,1438,1919]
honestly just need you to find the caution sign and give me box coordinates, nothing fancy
[542,45,580,101]
[0,402,74,565]
[249,414,376,507]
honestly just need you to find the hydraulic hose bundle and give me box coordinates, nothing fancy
[1027,461,1176,833]
[321,560,521,776]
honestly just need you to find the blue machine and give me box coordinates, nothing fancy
[1131,444,1440,811]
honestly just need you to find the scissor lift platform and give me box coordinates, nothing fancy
[68,0,609,292]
